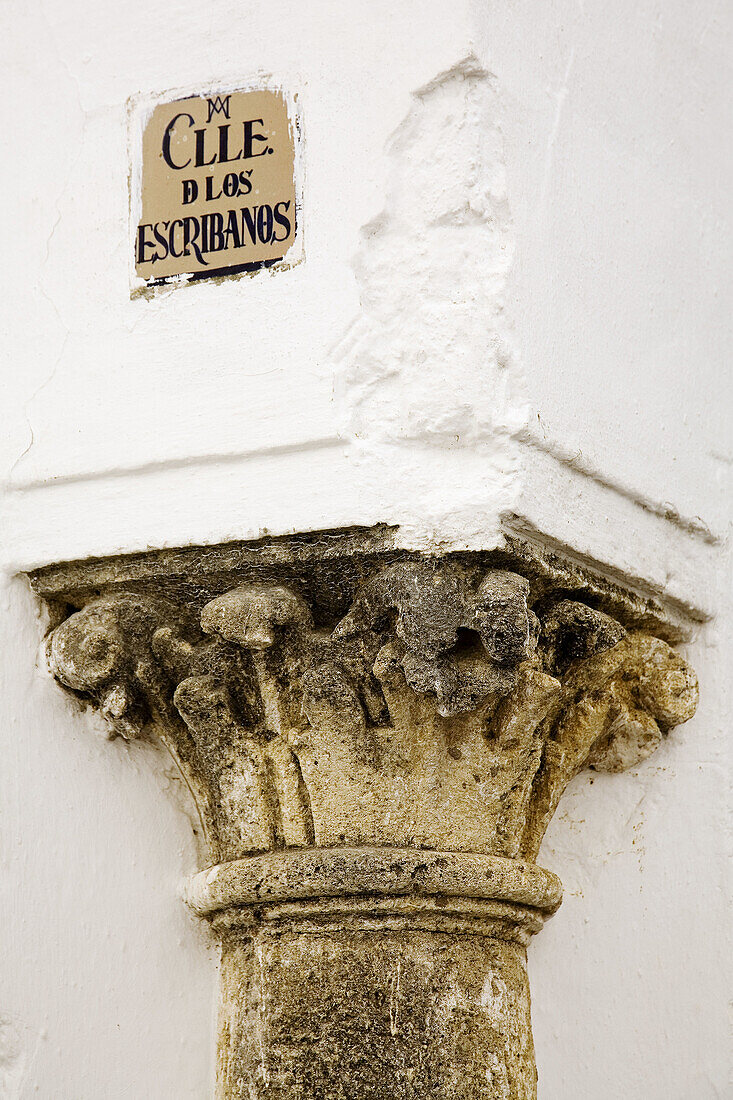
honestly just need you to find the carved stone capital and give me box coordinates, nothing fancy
[32,531,698,1099]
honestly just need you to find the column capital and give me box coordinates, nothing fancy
[40,534,697,866]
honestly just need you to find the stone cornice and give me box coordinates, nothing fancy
[30,526,694,642]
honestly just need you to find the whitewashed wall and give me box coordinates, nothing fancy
[1,1,730,1097]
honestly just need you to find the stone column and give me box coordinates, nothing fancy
[191,849,560,1100]
[34,532,698,1099]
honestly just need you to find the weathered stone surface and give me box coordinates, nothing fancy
[44,558,697,864]
[217,916,537,1100]
[202,850,561,1099]
[186,849,563,918]
[33,530,699,1099]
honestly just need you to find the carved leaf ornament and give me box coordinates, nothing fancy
[46,562,698,865]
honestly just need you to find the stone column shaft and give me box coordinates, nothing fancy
[189,848,561,1100]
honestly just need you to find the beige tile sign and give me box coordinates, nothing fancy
[133,87,298,288]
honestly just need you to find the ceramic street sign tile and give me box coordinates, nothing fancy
[131,86,299,289]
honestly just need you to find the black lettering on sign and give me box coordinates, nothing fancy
[183,217,206,265]
[182,179,198,204]
[205,175,222,202]
[162,114,193,170]
[242,119,269,158]
[153,221,169,262]
[273,200,291,242]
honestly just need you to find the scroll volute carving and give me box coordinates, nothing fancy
[46,563,698,866]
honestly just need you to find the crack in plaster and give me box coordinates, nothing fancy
[8,1,87,488]
[7,331,69,490]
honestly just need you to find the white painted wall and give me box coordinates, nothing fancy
[1,1,730,1096]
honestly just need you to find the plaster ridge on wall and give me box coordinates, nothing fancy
[5,435,345,494]
[516,425,722,546]
[6,424,722,564]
